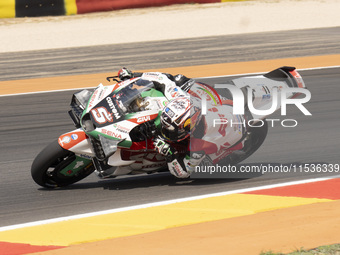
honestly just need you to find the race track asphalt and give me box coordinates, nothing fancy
[0,27,339,228]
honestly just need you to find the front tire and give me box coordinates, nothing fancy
[31,140,94,188]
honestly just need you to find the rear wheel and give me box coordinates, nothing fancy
[31,140,94,188]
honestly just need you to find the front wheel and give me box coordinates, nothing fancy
[31,140,95,188]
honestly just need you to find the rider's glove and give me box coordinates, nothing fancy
[168,158,190,178]
[168,152,207,179]
[180,79,195,92]
[118,67,133,81]
[153,138,173,157]
[174,74,194,92]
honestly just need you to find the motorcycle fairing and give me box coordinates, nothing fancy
[58,155,93,177]
[58,129,93,155]
[119,149,167,171]
[81,78,168,148]
[58,78,170,173]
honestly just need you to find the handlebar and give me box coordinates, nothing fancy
[106,76,120,83]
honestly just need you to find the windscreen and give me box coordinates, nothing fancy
[113,79,155,112]
[89,79,155,127]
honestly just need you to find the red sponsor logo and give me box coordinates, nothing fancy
[129,114,159,124]
[137,115,151,123]
[101,128,123,139]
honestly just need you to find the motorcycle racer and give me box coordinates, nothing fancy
[154,95,247,178]
[117,68,247,178]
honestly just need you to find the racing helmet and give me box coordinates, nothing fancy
[118,67,133,81]
[160,97,202,142]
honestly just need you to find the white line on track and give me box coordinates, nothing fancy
[0,65,339,98]
[0,175,339,232]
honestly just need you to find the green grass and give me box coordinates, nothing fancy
[260,244,340,255]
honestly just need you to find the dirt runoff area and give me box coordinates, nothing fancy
[0,0,340,53]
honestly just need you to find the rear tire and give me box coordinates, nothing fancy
[31,140,94,188]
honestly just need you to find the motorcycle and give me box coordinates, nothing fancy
[31,66,306,188]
